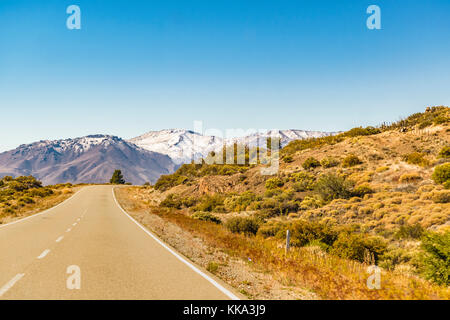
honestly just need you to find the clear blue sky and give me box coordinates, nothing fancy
[0,0,449,151]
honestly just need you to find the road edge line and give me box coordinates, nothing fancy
[0,187,86,230]
[112,187,240,301]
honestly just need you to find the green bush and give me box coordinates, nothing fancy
[418,231,450,286]
[226,217,261,235]
[379,248,412,271]
[302,157,321,170]
[394,224,424,239]
[402,152,429,167]
[224,191,260,212]
[314,173,353,201]
[431,190,450,204]
[289,219,337,248]
[27,188,53,197]
[320,157,340,168]
[438,146,450,158]
[330,233,387,263]
[342,154,363,167]
[265,177,284,190]
[344,126,381,137]
[18,196,35,205]
[290,172,315,191]
[194,194,226,212]
[191,212,222,224]
[257,221,287,238]
[160,194,182,209]
[352,184,374,198]
[432,163,450,184]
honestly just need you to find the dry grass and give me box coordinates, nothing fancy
[119,186,449,300]
[0,187,77,225]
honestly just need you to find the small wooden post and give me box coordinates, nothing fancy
[286,230,291,254]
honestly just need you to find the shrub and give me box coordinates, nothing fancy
[399,172,423,183]
[290,172,315,191]
[314,173,353,201]
[395,224,424,240]
[438,146,450,158]
[257,221,287,238]
[265,177,284,190]
[431,190,450,204]
[344,126,381,137]
[224,191,259,212]
[282,155,294,163]
[289,219,338,248]
[402,152,429,167]
[206,261,219,273]
[28,188,53,197]
[352,184,374,197]
[191,212,222,224]
[18,196,35,205]
[432,163,450,184]
[320,157,340,168]
[226,217,261,235]
[342,154,362,167]
[418,231,450,286]
[160,194,183,209]
[299,196,323,210]
[302,157,321,170]
[194,194,225,212]
[379,248,412,271]
[330,233,387,263]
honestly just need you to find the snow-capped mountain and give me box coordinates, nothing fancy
[0,135,176,185]
[129,129,337,164]
[129,129,224,164]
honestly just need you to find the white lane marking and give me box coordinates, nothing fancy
[37,249,51,259]
[0,188,86,230]
[56,236,64,243]
[112,188,240,301]
[77,218,80,221]
[72,222,77,226]
[66,228,72,232]
[0,273,25,297]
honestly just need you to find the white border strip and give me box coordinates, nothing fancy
[112,187,240,300]
[0,187,84,230]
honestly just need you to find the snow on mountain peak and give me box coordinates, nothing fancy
[128,129,337,164]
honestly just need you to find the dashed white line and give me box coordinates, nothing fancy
[66,228,71,232]
[72,222,77,226]
[56,236,64,243]
[0,273,25,297]
[37,249,50,259]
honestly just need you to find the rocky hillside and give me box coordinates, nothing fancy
[151,106,449,286]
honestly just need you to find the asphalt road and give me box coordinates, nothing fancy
[0,185,239,300]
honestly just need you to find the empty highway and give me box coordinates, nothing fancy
[0,185,239,300]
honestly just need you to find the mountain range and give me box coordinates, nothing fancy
[129,129,336,164]
[0,129,335,185]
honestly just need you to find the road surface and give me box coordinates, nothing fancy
[0,185,239,300]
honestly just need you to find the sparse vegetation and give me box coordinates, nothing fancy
[342,154,362,167]
[0,175,74,223]
[119,107,450,299]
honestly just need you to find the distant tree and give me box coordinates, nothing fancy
[110,170,125,184]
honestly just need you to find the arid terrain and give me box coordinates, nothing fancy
[117,106,449,299]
